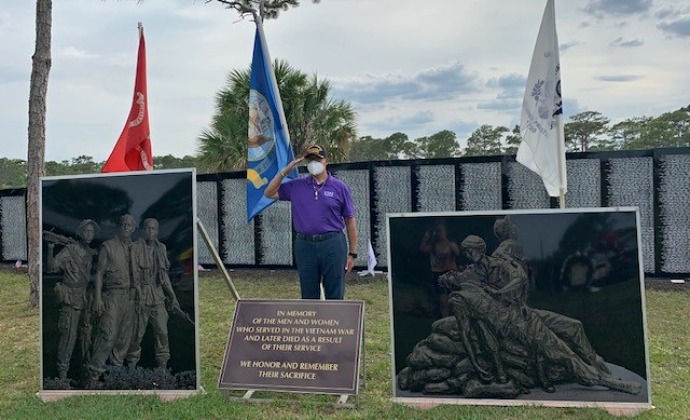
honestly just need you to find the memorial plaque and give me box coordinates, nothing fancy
[387,208,650,409]
[219,299,364,395]
[40,170,200,393]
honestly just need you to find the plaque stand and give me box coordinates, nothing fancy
[226,388,359,409]
[196,219,241,300]
[222,321,366,409]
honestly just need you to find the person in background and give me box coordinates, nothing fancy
[420,221,459,318]
[264,144,357,300]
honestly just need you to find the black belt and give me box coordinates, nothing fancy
[296,231,341,242]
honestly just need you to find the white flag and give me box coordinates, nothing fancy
[366,240,377,275]
[517,0,567,198]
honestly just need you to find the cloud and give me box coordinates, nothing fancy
[562,98,584,120]
[0,10,12,29]
[58,46,99,59]
[0,67,29,85]
[487,73,525,91]
[595,75,644,82]
[583,0,652,17]
[333,77,416,104]
[483,73,525,110]
[331,62,481,104]
[657,17,690,38]
[365,110,435,135]
[654,7,680,20]
[4,0,690,162]
[560,41,580,53]
[610,36,645,47]
[450,121,481,141]
[410,63,480,98]
[477,99,522,111]
[397,111,436,126]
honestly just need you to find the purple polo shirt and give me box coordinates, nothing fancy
[278,174,356,235]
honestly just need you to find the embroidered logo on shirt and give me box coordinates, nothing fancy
[324,191,334,197]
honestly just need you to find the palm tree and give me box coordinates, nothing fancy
[197,113,248,172]
[197,60,357,172]
[292,76,357,161]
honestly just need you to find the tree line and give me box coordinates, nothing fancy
[2,104,688,190]
[196,59,690,166]
[4,58,688,190]
[0,155,197,190]
[349,106,690,162]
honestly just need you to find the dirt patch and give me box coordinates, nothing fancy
[0,264,28,275]
[644,278,689,292]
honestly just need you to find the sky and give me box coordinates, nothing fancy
[1,0,689,162]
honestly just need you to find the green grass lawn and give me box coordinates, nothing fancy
[1,269,689,419]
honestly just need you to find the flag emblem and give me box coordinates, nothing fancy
[526,70,562,135]
[248,90,276,163]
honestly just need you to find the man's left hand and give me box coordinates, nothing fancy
[345,255,356,273]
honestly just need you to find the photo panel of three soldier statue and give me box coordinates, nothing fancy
[40,169,199,391]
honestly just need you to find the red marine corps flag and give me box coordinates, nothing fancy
[102,22,153,173]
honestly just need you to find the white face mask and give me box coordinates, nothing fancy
[307,161,325,176]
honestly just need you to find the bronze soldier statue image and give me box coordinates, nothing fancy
[398,231,642,398]
[84,214,137,385]
[40,170,199,392]
[125,218,182,369]
[44,219,99,380]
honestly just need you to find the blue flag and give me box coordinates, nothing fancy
[246,22,297,221]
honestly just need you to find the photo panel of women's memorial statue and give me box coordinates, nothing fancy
[39,169,199,394]
[387,208,651,409]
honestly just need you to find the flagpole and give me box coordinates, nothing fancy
[558,49,566,209]
[251,3,261,24]
[557,18,566,211]
[556,135,567,208]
